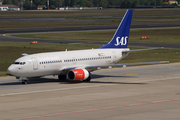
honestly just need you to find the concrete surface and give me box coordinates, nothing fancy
[0,63,180,120]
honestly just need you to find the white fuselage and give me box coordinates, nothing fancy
[7,48,130,78]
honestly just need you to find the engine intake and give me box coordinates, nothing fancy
[67,69,89,81]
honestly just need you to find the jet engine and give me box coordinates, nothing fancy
[67,69,89,81]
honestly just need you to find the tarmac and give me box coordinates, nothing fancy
[0,63,180,120]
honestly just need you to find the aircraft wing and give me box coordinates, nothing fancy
[84,61,169,71]
[61,61,169,72]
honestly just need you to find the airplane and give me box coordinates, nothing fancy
[7,9,168,84]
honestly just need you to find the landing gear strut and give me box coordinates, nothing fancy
[83,76,91,82]
[20,77,28,85]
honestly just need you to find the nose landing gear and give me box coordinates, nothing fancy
[20,77,28,85]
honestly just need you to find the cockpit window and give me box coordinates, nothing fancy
[13,62,20,64]
[20,62,26,65]
[13,62,26,65]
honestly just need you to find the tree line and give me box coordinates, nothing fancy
[2,0,180,9]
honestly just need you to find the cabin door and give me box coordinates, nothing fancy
[73,57,76,64]
[32,57,38,70]
[112,51,116,63]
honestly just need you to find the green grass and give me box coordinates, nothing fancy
[0,72,9,77]
[0,9,127,18]
[0,9,180,18]
[1,42,180,76]
[0,21,119,29]
[129,28,180,43]
[0,42,101,50]
[133,16,180,19]
[14,31,113,41]
[1,9,180,29]
[1,19,180,29]
[14,28,180,43]
[70,16,180,20]
[119,48,180,64]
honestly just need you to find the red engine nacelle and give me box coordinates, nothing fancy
[67,69,89,81]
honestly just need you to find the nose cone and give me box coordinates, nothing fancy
[7,65,16,75]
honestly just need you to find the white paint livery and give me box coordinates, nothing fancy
[8,48,129,78]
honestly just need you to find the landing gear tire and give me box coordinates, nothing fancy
[83,76,91,82]
[22,80,27,85]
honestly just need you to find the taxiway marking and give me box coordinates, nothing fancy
[0,84,113,97]
[18,98,180,120]
[1,76,180,97]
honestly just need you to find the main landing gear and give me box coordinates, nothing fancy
[83,76,91,82]
[83,72,91,82]
[22,80,27,85]
[58,75,66,82]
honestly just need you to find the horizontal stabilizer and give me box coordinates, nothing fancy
[123,47,164,53]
